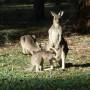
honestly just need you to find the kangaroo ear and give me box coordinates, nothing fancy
[58,11,64,17]
[50,11,56,16]
[31,35,36,39]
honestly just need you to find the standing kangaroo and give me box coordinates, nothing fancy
[48,11,69,69]
[48,11,64,50]
[20,35,41,55]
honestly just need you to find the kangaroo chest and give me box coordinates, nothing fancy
[49,26,62,43]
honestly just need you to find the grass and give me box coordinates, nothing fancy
[0,34,90,90]
[0,2,90,89]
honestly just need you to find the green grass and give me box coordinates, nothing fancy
[0,35,90,90]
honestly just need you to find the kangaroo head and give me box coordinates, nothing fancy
[51,11,64,24]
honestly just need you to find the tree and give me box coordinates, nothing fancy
[34,0,45,20]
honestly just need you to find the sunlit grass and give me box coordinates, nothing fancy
[0,35,90,90]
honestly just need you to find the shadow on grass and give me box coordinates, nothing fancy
[0,74,90,90]
[66,63,90,68]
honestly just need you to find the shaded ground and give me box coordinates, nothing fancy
[0,2,76,27]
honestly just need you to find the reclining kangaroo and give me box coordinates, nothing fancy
[20,35,41,55]
[48,11,69,69]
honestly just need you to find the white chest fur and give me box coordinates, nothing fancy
[49,25,62,44]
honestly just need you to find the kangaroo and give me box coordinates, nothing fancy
[51,37,69,69]
[20,35,41,55]
[48,11,64,50]
[30,51,55,72]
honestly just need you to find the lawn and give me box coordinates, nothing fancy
[0,1,90,90]
[0,33,90,90]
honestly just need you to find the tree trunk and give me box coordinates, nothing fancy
[34,0,45,20]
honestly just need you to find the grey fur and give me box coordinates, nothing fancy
[48,11,64,50]
[30,51,55,72]
[20,35,41,55]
